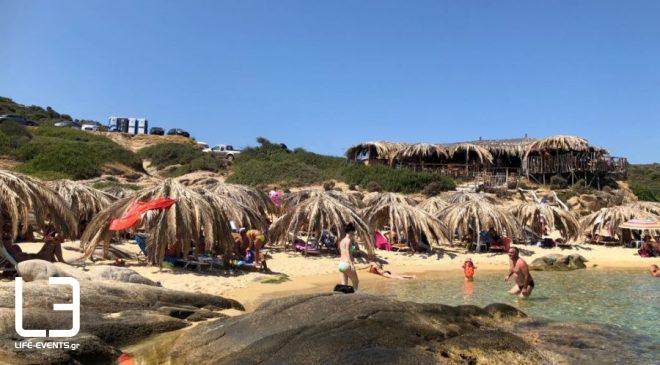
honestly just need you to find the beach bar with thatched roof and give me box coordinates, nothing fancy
[346,134,627,186]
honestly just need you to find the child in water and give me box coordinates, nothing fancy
[462,258,476,281]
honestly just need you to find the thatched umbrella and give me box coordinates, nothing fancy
[443,191,499,204]
[509,202,581,241]
[269,191,373,254]
[361,192,448,247]
[580,205,655,238]
[283,189,363,210]
[193,188,268,232]
[345,141,408,163]
[0,169,78,242]
[101,186,136,199]
[190,178,276,215]
[81,179,233,265]
[437,200,521,245]
[47,180,115,226]
[627,201,660,217]
[418,196,449,216]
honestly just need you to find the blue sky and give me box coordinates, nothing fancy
[1,1,658,163]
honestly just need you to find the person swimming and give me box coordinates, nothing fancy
[338,223,359,290]
[462,257,476,281]
[505,247,534,298]
[650,264,660,277]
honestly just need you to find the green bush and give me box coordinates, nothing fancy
[365,181,382,192]
[227,138,456,194]
[11,127,142,180]
[162,155,226,177]
[628,164,660,202]
[549,175,568,189]
[422,181,454,197]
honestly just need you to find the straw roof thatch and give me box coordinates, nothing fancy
[473,137,536,158]
[418,196,450,216]
[580,205,655,237]
[524,135,593,157]
[81,179,233,265]
[446,143,494,164]
[396,143,448,161]
[437,200,522,243]
[47,180,115,224]
[193,189,269,232]
[345,141,408,161]
[361,192,448,246]
[443,191,500,205]
[0,169,78,242]
[269,191,373,254]
[283,189,363,210]
[627,201,660,217]
[189,178,276,215]
[509,202,581,241]
[100,186,136,199]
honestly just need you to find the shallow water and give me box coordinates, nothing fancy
[361,268,660,339]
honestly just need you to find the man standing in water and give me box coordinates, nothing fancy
[505,247,534,298]
[338,223,359,290]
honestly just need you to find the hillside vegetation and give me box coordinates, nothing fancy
[227,138,455,194]
[0,96,74,124]
[139,143,226,177]
[628,164,659,202]
[0,122,142,180]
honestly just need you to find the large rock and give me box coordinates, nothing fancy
[168,293,542,365]
[88,265,161,286]
[165,293,656,365]
[530,254,588,271]
[0,279,243,364]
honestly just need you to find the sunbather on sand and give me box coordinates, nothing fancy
[366,262,415,280]
[2,225,66,263]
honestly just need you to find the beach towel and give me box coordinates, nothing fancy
[109,198,176,231]
[374,231,392,251]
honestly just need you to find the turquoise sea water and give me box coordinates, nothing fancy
[361,268,660,339]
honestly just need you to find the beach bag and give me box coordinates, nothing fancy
[333,284,355,294]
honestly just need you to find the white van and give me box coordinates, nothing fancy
[81,124,99,132]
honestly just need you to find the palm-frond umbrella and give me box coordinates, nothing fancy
[418,196,449,216]
[361,192,448,247]
[580,205,654,238]
[509,201,580,241]
[0,169,77,241]
[437,200,521,245]
[81,179,233,265]
[269,191,373,254]
[47,179,115,227]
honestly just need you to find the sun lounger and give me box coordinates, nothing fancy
[179,255,212,271]
[293,239,320,255]
[391,243,411,252]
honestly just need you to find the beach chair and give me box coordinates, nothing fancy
[0,244,18,276]
[180,255,211,271]
[293,238,320,256]
[319,230,338,253]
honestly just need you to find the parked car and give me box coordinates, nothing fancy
[81,123,100,132]
[167,128,190,138]
[0,114,38,126]
[108,126,121,132]
[149,127,165,135]
[204,144,241,161]
[196,141,209,149]
[54,120,81,128]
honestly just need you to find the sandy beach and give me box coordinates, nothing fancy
[17,241,660,311]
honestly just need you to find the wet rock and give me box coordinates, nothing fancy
[483,303,527,319]
[169,293,539,365]
[530,254,587,271]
